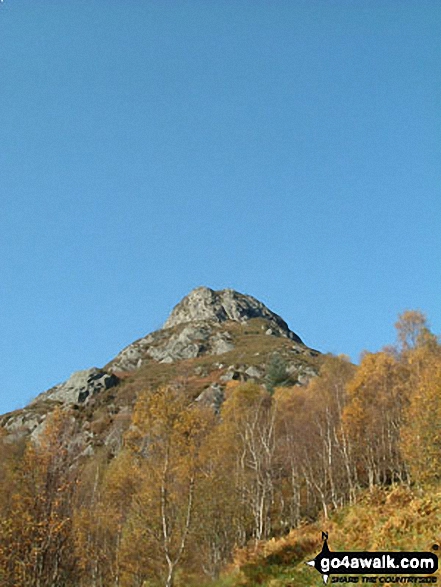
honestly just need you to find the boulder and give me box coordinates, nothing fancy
[32,368,119,405]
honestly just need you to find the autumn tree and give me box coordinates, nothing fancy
[399,330,441,487]
[271,355,356,522]
[217,382,278,542]
[117,384,214,587]
[0,408,82,587]
[301,356,356,514]
[190,415,243,580]
[395,310,433,353]
[73,450,139,587]
[273,384,311,525]
[342,352,409,489]
[0,427,25,587]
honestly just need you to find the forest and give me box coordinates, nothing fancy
[0,310,440,587]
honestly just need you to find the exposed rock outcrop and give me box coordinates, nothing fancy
[195,383,225,414]
[108,323,235,372]
[32,368,119,405]
[107,287,303,372]
[163,287,303,342]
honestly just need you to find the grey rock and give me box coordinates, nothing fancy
[107,287,308,372]
[210,332,234,355]
[3,411,43,434]
[196,383,225,414]
[32,368,119,405]
[163,287,303,343]
[108,333,158,372]
[148,324,211,363]
[245,366,263,379]
[219,367,242,382]
[109,321,235,371]
[297,374,311,386]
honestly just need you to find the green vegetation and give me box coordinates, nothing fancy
[265,353,293,392]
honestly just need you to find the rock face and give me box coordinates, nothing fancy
[107,287,304,372]
[163,287,303,342]
[108,323,235,372]
[32,368,119,405]
[195,383,225,414]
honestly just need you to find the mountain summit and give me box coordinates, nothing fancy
[163,286,303,342]
[1,287,320,440]
[107,287,304,372]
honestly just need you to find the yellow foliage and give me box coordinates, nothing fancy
[401,353,441,486]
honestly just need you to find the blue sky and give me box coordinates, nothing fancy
[1,1,440,415]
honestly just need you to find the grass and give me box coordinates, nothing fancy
[205,485,441,587]
[107,318,322,405]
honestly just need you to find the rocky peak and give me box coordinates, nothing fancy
[163,287,303,343]
[1,286,318,441]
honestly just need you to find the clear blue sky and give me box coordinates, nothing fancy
[1,1,440,415]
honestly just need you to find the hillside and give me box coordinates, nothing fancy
[0,298,440,587]
[211,484,441,587]
[0,286,320,449]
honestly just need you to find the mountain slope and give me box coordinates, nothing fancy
[0,287,321,446]
[212,485,441,587]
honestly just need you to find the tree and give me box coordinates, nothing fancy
[342,352,409,489]
[395,310,434,353]
[0,408,81,587]
[400,339,441,486]
[300,355,356,514]
[273,385,310,526]
[265,354,292,394]
[191,417,243,580]
[120,384,214,587]
[73,453,137,587]
[217,382,277,542]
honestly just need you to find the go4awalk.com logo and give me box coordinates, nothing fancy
[306,533,438,584]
